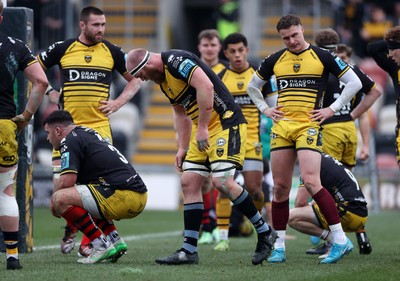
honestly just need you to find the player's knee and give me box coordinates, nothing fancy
[51,191,65,211]
[0,168,19,217]
[0,184,19,218]
[0,192,19,217]
[287,209,298,228]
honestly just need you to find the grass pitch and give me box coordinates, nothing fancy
[2,208,400,281]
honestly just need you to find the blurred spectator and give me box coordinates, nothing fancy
[336,0,365,57]
[11,0,65,51]
[359,4,393,58]
[214,0,239,40]
[393,2,400,26]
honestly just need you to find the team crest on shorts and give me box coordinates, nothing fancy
[255,142,261,155]
[216,148,224,157]
[293,63,301,72]
[307,137,314,145]
[85,55,92,63]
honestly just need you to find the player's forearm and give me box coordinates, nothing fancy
[114,77,142,108]
[330,69,362,113]
[23,82,47,121]
[196,87,213,130]
[358,113,370,149]
[350,87,382,120]
[174,109,192,151]
[247,75,269,112]
[23,64,48,119]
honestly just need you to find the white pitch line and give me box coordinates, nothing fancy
[33,231,181,251]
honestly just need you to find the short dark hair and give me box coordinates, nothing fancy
[314,28,340,49]
[80,6,104,23]
[223,32,248,50]
[276,14,302,32]
[43,110,74,127]
[335,44,353,57]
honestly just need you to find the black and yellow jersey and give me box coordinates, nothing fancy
[299,153,368,216]
[256,45,351,122]
[218,64,276,138]
[60,126,147,192]
[159,49,246,135]
[37,38,128,127]
[323,64,376,125]
[368,40,400,124]
[320,153,367,217]
[211,60,228,74]
[0,34,37,119]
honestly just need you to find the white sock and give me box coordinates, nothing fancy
[274,230,286,249]
[107,230,120,243]
[319,230,330,240]
[91,235,110,250]
[329,223,346,244]
[218,229,229,241]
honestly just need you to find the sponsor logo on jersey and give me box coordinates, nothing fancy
[216,138,226,146]
[2,155,15,162]
[61,152,70,170]
[222,110,234,119]
[68,70,107,81]
[85,55,92,63]
[178,59,196,78]
[234,96,252,105]
[279,79,316,89]
[170,55,183,68]
[334,57,347,70]
[307,128,317,136]
[293,63,301,72]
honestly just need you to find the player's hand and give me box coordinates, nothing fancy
[358,146,370,161]
[11,110,32,134]
[175,148,187,172]
[99,100,121,116]
[263,105,284,122]
[196,127,209,152]
[309,107,335,124]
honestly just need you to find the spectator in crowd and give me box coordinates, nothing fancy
[214,0,240,40]
[359,4,393,58]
